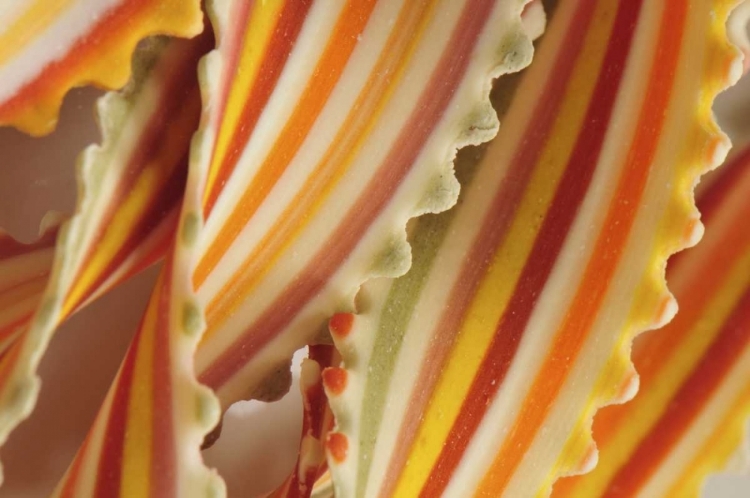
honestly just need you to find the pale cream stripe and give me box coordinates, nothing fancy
[666,152,750,296]
[432,0,652,494]
[195,0,467,378]
[197,0,399,306]
[196,0,348,258]
[79,210,179,309]
[62,59,174,286]
[499,2,665,496]
[51,367,119,498]
[363,0,549,488]
[199,0,519,405]
[0,3,28,33]
[326,276,394,498]
[194,0,406,373]
[512,1,712,496]
[364,160,503,498]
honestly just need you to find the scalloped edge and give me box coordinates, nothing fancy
[181,1,536,496]
[550,0,748,492]
[0,37,202,485]
[1,0,203,136]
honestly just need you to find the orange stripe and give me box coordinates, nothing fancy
[60,33,207,314]
[194,0,378,287]
[0,313,34,346]
[604,284,750,494]
[476,1,684,493]
[58,433,92,498]
[591,184,750,451]
[668,372,750,495]
[201,0,310,218]
[202,0,433,333]
[0,272,49,309]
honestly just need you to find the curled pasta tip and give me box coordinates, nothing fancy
[0,0,203,136]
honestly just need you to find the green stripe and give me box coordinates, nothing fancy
[353,72,523,496]
[355,147,484,496]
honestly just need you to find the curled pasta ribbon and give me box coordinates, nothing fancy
[54,0,534,495]
[0,0,202,135]
[324,0,745,496]
[555,146,750,497]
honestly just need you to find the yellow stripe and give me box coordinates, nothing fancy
[0,0,74,66]
[391,3,618,494]
[556,1,735,492]
[62,92,199,316]
[202,0,285,205]
[63,165,166,316]
[563,248,750,497]
[119,277,160,497]
[203,0,438,334]
[667,378,750,496]
[536,415,596,497]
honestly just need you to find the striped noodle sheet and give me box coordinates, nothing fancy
[53,0,535,496]
[322,0,746,496]
[554,147,750,497]
[0,35,210,485]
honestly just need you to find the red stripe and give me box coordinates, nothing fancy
[697,146,750,225]
[96,210,181,300]
[150,263,177,498]
[213,0,255,129]
[93,318,145,496]
[70,149,188,313]
[604,285,750,494]
[286,345,335,498]
[198,0,497,390]
[67,35,210,309]
[203,0,314,217]
[0,313,35,345]
[378,0,599,493]
[420,0,642,493]
[0,270,49,297]
[308,345,335,440]
[58,434,93,498]
[668,149,750,276]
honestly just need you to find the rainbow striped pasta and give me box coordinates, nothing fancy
[53,0,535,495]
[0,35,208,485]
[554,146,750,497]
[322,0,745,496]
[192,0,533,410]
[0,0,748,496]
[0,0,202,135]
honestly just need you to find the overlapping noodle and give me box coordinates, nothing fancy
[554,146,750,497]
[0,34,210,487]
[322,0,746,496]
[54,0,535,496]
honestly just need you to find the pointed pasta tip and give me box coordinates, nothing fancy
[574,442,599,476]
[322,367,348,396]
[329,313,355,339]
[326,432,349,464]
